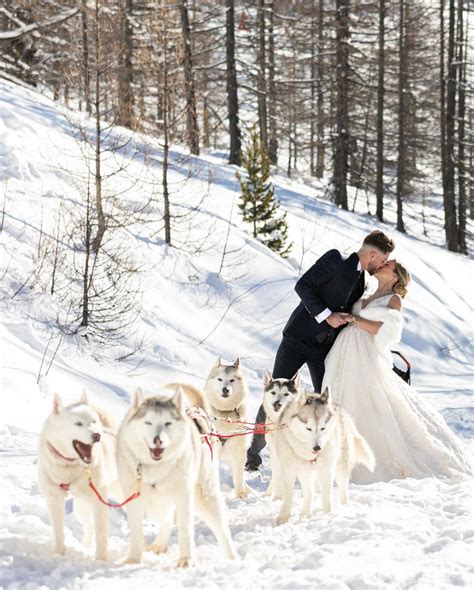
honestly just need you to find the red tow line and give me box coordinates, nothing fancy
[87,479,141,508]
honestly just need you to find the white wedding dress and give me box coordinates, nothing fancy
[322,294,472,484]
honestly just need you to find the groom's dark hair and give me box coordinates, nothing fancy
[363,230,395,253]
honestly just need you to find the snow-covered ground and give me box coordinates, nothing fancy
[0,79,472,589]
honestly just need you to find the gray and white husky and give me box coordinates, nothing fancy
[116,384,237,566]
[204,357,251,498]
[274,387,375,525]
[38,391,117,560]
[262,369,301,500]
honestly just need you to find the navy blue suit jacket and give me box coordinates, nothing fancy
[283,250,365,345]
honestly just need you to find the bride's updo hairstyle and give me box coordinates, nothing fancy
[393,261,411,298]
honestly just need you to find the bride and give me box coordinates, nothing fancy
[322,259,472,484]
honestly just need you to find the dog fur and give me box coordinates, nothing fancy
[203,357,251,498]
[274,387,375,525]
[116,384,237,567]
[262,370,302,500]
[37,391,117,560]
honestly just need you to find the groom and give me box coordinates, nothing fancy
[245,229,395,471]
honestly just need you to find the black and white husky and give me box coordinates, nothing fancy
[262,369,302,500]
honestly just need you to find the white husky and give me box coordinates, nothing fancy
[204,357,252,498]
[274,387,375,525]
[116,384,237,567]
[38,391,116,560]
[262,370,301,500]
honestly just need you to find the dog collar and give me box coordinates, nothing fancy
[48,442,78,463]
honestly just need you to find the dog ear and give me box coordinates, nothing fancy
[79,389,89,405]
[171,386,185,413]
[52,393,63,415]
[318,387,330,404]
[233,357,240,369]
[263,369,272,387]
[290,370,301,390]
[132,387,145,408]
[213,356,222,369]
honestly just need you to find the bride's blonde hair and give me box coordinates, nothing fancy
[393,261,411,298]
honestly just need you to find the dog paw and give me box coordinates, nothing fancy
[177,556,195,568]
[276,514,289,526]
[125,556,142,565]
[235,484,252,499]
[95,552,107,562]
[54,544,66,556]
[148,542,167,555]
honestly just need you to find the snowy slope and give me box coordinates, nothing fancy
[0,79,473,590]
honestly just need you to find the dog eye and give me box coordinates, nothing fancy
[217,378,223,382]
[321,427,326,431]
[74,421,83,427]
[284,393,289,397]
[306,427,312,432]
[165,422,172,427]
[271,391,276,395]
[145,421,152,426]
[229,379,235,383]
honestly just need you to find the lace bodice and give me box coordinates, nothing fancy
[352,293,394,315]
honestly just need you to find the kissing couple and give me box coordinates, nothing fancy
[246,230,472,482]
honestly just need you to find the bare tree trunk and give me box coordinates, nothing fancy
[162,10,171,245]
[202,91,210,148]
[470,108,474,220]
[267,0,277,165]
[81,0,91,114]
[456,0,466,254]
[334,0,349,209]
[310,0,316,176]
[225,0,241,165]
[444,0,459,251]
[81,182,92,328]
[396,0,407,233]
[376,0,385,222]
[92,0,106,254]
[117,0,134,128]
[257,0,268,150]
[440,0,447,207]
[179,0,200,155]
[316,0,325,178]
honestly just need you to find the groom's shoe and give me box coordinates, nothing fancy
[245,453,262,472]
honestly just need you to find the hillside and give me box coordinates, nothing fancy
[0,79,472,589]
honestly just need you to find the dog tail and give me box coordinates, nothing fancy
[353,431,376,472]
[164,382,211,414]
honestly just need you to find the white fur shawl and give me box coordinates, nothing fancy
[359,305,404,366]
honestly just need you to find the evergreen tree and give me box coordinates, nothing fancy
[237,127,291,258]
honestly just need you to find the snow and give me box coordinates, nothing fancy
[0,79,473,589]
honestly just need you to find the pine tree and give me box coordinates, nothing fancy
[237,127,291,258]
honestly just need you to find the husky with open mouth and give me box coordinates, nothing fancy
[274,387,375,525]
[116,384,237,567]
[38,391,117,560]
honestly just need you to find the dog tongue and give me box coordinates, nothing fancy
[73,441,92,463]
[150,447,164,460]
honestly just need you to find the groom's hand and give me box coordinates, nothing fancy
[326,312,350,328]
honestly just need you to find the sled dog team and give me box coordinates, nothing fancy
[38,357,375,566]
